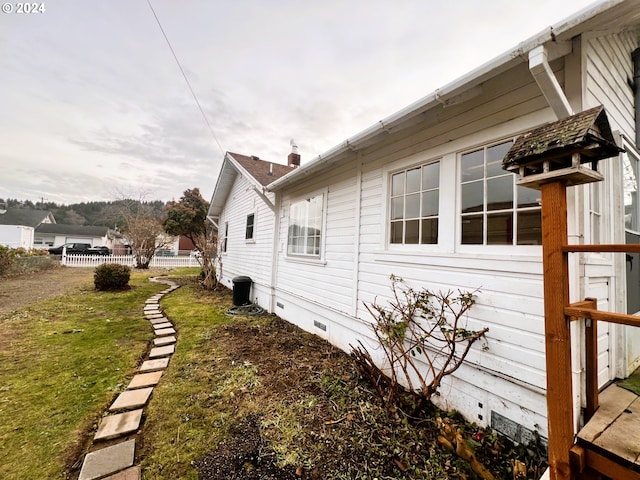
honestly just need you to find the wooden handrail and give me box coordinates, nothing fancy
[565,305,640,327]
[563,244,640,253]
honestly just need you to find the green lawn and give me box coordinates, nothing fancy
[0,271,165,479]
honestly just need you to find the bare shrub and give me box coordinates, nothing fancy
[351,275,488,414]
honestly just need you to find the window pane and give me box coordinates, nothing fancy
[517,210,542,245]
[390,221,403,243]
[406,168,421,193]
[461,149,484,182]
[461,181,483,213]
[624,152,639,231]
[392,172,405,196]
[487,176,513,211]
[405,220,419,244]
[287,195,323,257]
[421,218,438,244]
[487,212,513,245]
[462,215,483,244]
[486,141,513,177]
[421,190,439,217]
[422,162,440,190]
[517,185,541,208]
[245,214,254,239]
[391,197,404,220]
[405,193,420,218]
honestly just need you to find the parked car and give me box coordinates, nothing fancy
[86,246,111,255]
[48,243,92,255]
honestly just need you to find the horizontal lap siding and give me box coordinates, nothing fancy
[585,32,637,139]
[356,61,549,394]
[276,161,358,314]
[219,174,275,289]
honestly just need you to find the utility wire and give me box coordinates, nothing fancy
[146,0,224,155]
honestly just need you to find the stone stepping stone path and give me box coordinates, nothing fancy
[77,276,180,480]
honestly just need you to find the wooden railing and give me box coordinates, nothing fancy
[562,244,640,479]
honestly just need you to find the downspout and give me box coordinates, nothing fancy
[633,48,640,149]
[529,44,574,119]
[270,192,281,314]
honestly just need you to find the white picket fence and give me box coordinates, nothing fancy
[61,253,201,268]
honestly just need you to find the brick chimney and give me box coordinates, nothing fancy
[288,139,300,168]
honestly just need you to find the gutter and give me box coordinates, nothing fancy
[266,1,621,192]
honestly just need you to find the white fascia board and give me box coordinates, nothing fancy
[266,0,620,193]
[208,152,238,217]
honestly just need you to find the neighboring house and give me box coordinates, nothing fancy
[208,152,297,307]
[208,0,640,445]
[35,223,120,250]
[0,206,55,249]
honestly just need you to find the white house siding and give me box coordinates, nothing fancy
[270,59,559,439]
[582,30,640,379]
[218,172,276,308]
[268,23,639,443]
[275,159,358,318]
[0,225,34,249]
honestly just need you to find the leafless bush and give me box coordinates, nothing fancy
[351,275,488,414]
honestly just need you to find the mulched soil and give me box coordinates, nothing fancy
[189,313,548,480]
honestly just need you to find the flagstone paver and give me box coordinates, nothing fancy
[154,327,176,336]
[94,409,144,441]
[78,440,136,480]
[149,317,168,324]
[103,466,141,480]
[152,322,173,330]
[153,336,176,346]
[128,371,163,389]
[110,387,154,411]
[139,357,170,372]
[149,345,175,358]
[78,277,180,478]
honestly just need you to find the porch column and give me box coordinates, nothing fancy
[541,181,574,480]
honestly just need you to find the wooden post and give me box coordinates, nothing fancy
[541,181,573,480]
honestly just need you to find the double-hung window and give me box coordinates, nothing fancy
[221,221,228,253]
[460,140,541,245]
[245,214,255,240]
[287,194,323,257]
[389,161,440,245]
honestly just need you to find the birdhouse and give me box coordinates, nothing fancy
[502,105,624,189]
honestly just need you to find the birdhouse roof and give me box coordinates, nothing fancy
[502,106,623,171]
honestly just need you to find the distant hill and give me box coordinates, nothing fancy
[0,198,168,227]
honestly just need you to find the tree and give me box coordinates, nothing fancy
[114,196,172,269]
[164,188,219,289]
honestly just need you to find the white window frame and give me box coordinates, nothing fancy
[458,138,542,251]
[388,160,441,246]
[221,221,228,253]
[623,143,640,235]
[286,189,327,263]
[245,212,255,242]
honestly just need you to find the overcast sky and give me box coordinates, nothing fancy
[1,0,599,205]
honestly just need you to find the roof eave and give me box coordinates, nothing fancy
[266,0,627,192]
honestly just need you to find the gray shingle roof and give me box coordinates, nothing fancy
[502,105,623,173]
[35,223,110,236]
[0,208,54,227]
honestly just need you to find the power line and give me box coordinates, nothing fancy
[146,0,224,155]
